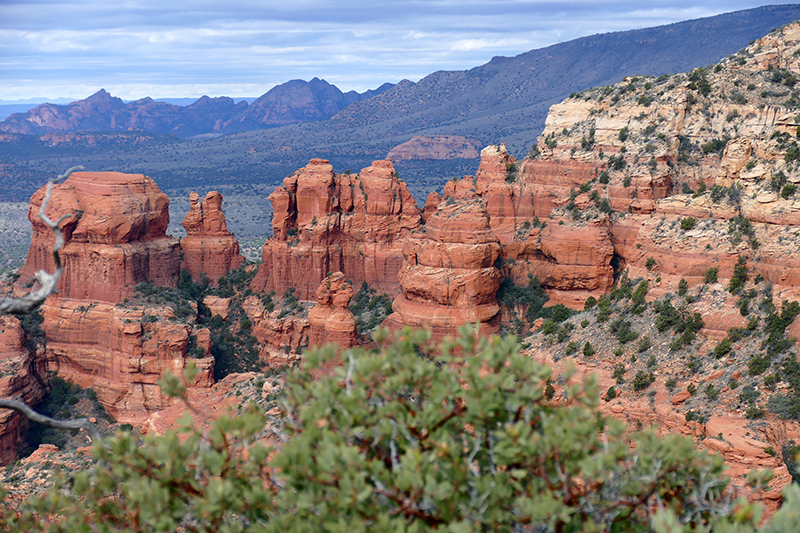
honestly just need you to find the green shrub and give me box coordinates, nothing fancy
[705,384,720,401]
[645,257,656,271]
[583,342,595,357]
[729,256,748,294]
[632,370,655,391]
[680,217,696,231]
[705,267,719,283]
[5,327,791,531]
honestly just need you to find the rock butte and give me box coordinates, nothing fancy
[386,135,482,161]
[17,171,179,303]
[0,316,47,465]
[181,191,244,282]
[252,158,421,299]
[2,173,245,453]
[307,272,358,350]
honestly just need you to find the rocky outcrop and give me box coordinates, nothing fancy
[40,299,213,423]
[0,316,47,465]
[242,296,310,367]
[387,135,482,160]
[181,191,244,282]
[16,171,180,303]
[252,158,421,299]
[493,21,800,306]
[307,272,358,350]
[383,197,501,344]
[440,145,615,307]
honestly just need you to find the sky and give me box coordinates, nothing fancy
[0,1,796,102]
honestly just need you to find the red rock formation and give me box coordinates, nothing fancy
[507,216,615,308]
[16,171,180,303]
[307,272,358,350]
[242,296,310,367]
[0,316,47,465]
[40,299,213,423]
[181,191,244,282]
[440,145,615,308]
[252,158,421,299]
[383,197,501,344]
[387,135,482,160]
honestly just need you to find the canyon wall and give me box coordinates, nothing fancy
[0,316,47,464]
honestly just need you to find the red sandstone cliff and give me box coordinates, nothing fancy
[383,196,501,343]
[40,299,213,423]
[386,135,482,161]
[16,171,180,303]
[252,158,421,299]
[181,191,244,282]
[0,316,47,465]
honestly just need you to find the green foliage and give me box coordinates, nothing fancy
[705,384,720,401]
[271,328,766,531]
[632,370,655,391]
[705,267,719,284]
[498,276,575,334]
[608,154,627,171]
[678,278,689,297]
[22,376,111,455]
[582,341,595,357]
[749,355,770,376]
[729,256,749,294]
[714,337,733,358]
[701,138,729,155]
[609,317,639,345]
[349,282,393,335]
[5,329,791,531]
[645,257,656,271]
[680,217,696,231]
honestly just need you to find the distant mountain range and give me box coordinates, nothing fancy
[2,3,800,204]
[0,78,393,138]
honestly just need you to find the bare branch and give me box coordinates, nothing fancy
[0,166,83,315]
[0,398,101,442]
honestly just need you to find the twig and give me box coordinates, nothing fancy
[0,398,101,442]
[0,166,83,315]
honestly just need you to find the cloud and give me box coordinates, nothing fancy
[0,1,788,100]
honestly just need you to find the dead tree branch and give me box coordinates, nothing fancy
[0,398,101,443]
[0,167,103,444]
[0,166,83,315]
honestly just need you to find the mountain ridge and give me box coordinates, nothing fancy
[0,78,392,139]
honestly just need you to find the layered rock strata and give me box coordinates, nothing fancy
[383,197,501,343]
[442,145,616,306]
[242,296,310,367]
[181,191,244,282]
[386,135,482,161]
[40,299,214,422]
[252,158,421,299]
[0,316,47,465]
[17,171,180,303]
[307,272,358,349]
[492,22,800,306]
